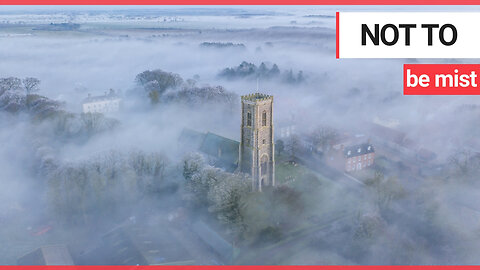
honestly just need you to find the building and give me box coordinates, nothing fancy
[192,221,234,264]
[344,143,375,172]
[76,223,195,265]
[82,89,121,114]
[17,245,74,265]
[239,93,275,191]
[178,92,275,192]
[178,129,239,173]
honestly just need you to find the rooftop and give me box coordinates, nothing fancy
[17,245,74,265]
[241,93,273,102]
[83,89,120,104]
[344,143,375,158]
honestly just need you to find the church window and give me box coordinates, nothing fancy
[262,111,267,126]
[247,112,252,126]
[263,139,266,145]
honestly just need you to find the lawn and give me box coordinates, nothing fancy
[275,161,311,185]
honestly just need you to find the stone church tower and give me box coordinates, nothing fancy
[239,93,275,191]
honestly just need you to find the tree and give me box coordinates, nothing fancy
[366,171,406,211]
[268,64,280,77]
[23,77,40,95]
[207,172,250,236]
[448,150,480,179]
[136,70,183,92]
[353,212,385,240]
[135,69,184,103]
[311,126,339,153]
[285,135,301,162]
[0,77,22,95]
[257,62,268,78]
[183,152,205,181]
[276,139,285,156]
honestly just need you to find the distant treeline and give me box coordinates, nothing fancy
[218,61,305,84]
[303,14,335,18]
[33,23,81,31]
[200,42,246,49]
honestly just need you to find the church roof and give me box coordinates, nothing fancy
[178,128,240,172]
[178,128,205,150]
[199,132,239,172]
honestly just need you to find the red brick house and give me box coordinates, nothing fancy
[344,143,375,172]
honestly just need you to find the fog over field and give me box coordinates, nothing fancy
[2,6,480,266]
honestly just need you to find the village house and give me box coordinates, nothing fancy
[344,143,375,172]
[82,89,121,114]
[327,143,375,172]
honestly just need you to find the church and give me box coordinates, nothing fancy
[179,93,275,191]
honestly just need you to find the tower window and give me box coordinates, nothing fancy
[262,111,267,126]
[247,112,252,126]
[263,139,266,144]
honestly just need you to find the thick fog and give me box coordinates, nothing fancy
[2,6,480,265]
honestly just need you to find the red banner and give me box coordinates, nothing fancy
[404,64,480,95]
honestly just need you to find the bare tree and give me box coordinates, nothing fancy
[311,126,339,153]
[23,77,40,95]
[285,134,301,162]
[448,150,480,179]
[0,77,22,95]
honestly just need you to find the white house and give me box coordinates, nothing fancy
[82,89,121,114]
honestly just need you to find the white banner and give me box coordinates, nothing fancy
[338,12,480,58]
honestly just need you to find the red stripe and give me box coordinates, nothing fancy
[6,266,480,269]
[336,12,339,59]
[4,0,480,4]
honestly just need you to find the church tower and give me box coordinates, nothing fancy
[239,93,275,191]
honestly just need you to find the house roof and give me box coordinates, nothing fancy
[96,223,195,265]
[83,90,120,104]
[199,132,239,172]
[17,245,74,265]
[192,221,233,263]
[344,143,375,158]
[369,123,406,145]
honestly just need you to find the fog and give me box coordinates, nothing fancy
[2,6,480,265]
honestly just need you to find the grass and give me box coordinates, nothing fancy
[275,161,310,185]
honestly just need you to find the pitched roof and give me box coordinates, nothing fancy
[192,221,233,263]
[344,143,375,158]
[92,223,195,265]
[83,90,120,104]
[17,245,74,265]
[369,123,406,145]
[199,132,239,172]
[178,128,205,150]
